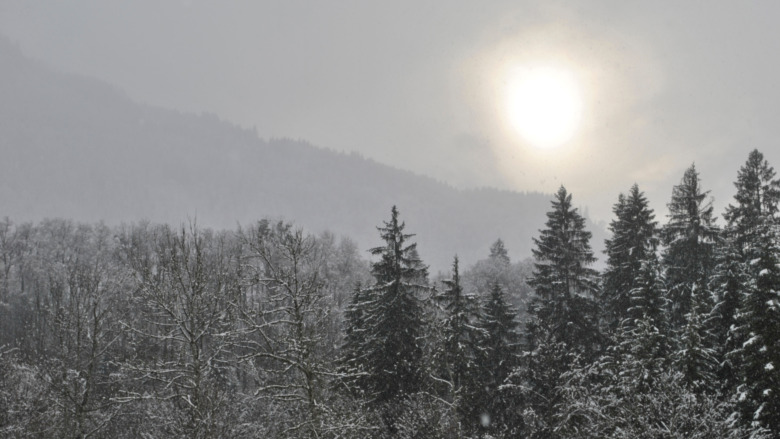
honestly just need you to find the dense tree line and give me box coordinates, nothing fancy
[1,149,779,438]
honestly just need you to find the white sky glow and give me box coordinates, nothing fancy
[507,66,582,148]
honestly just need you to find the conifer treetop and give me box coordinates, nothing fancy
[723,149,780,246]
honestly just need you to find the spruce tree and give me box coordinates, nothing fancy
[432,256,481,429]
[715,150,780,394]
[593,253,670,423]
[528,186,601,354]
[709,240,749,391]
[661,164,720,328]
[436,256,479,403]
[340,283,371,395]
[617,252,672,389]
[674,286,718,393]
[520,186,601,438]
[626,252,669,333]
[345,206,429,405]
[474,282,520,433]
[722,149,780,249]
[602,184,659,329]
[625,253,670,378]
[730,221,780,434]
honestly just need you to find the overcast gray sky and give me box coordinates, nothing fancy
[2,0,779,223]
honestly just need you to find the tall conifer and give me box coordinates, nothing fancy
[432,256,481,424]
[716,150,780,396]
[519,186,601,438]
[602,184,659,329]
[528,186,601,353]
[473,282,520,432]
[348,206,429,404]
[723,149,780,248]
[661,164,720,328]
[729,222,780,433]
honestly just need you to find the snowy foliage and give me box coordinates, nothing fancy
[340,206,430,407]
[2,150,780,437]
[661,164,720,328]
[603,184,659,329]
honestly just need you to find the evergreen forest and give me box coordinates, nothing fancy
[1,149,779,438]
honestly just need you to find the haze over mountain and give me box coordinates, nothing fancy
[0,37,606,271]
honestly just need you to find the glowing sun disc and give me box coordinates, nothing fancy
[507,67,583,148]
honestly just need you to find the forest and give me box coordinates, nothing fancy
[1,149,779,438]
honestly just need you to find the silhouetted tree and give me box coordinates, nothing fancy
[342,206,429,406]
[602,184,659,329]
[473,282,520,434]
[729,221,780,434]
[722,149,780,249]
[661,164,720,328]
[430,256,481,433]
[517,186,601,438]
[528,186,601,354]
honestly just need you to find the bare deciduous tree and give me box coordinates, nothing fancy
[118,223,242,439]
[237,220,339,438]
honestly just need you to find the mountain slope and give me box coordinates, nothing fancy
[0,37,604,271]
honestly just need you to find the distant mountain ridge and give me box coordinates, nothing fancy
[0,36,605,271]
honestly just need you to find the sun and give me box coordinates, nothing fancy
[507,66,583,148]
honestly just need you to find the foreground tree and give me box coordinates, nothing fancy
[708,241,751,394]
[516,186,601,438]
[709,151,780,394]
[341,206,429,408]
[556,366,769,439]
[659,166,720,393]
[528,186,601,354]
[661,164,720,329]
[729,221,780,434]
[556,251,764,438]
[602,184,659,329]
[722,149,780,250]
[673,288,718,394]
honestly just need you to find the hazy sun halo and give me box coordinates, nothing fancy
[507,67,583,148]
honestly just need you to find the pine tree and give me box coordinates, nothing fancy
[431,256,481,429]
[608,254,670,405]
[709,240,749,391]
[730,221,780,434]
[340,282,371,395]
[722,149,780,249]
[661,164,720,328]
[519,186,601,438]
[602,184,659,329]
[473,282,520,433]
[626,252,669,332]
[715,150,780,394]
[437,257,479,389]
[344,206,429,405]
[528,186,601,354]
[674,285,718,393]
